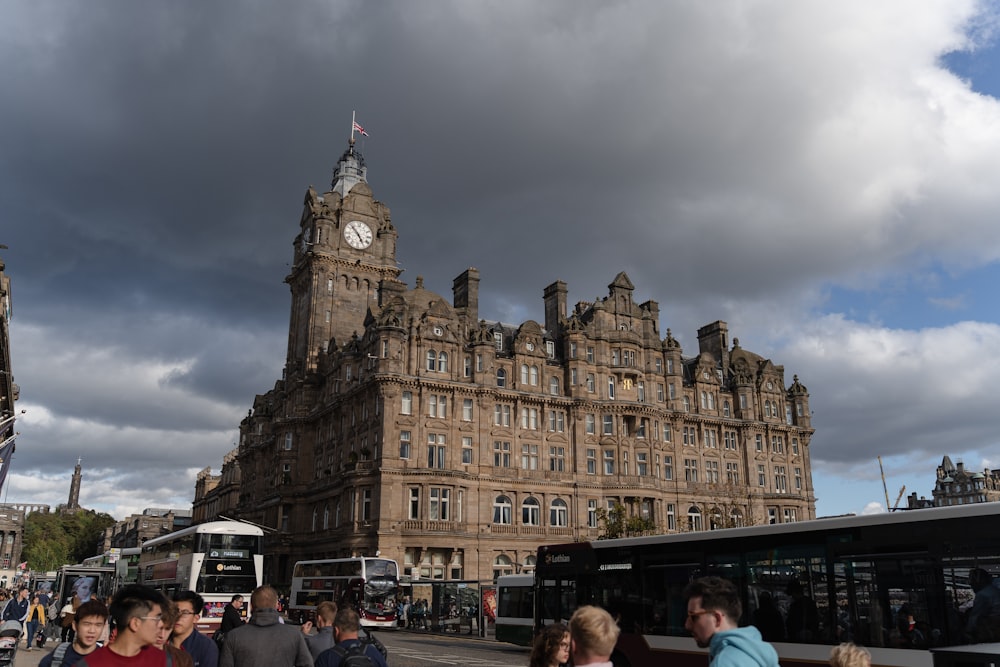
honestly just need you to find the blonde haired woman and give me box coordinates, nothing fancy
[829,642,871,667]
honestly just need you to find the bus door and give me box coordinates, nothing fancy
[638,555,701,637]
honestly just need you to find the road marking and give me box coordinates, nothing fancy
[389,646,513,666]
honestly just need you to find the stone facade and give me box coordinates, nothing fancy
[192,447,241,524]
[206,140,816,585]
[101,508,191,550]
[906,455,1000,509]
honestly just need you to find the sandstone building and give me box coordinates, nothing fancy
[198,140,817,584]
[906,455,1000,509]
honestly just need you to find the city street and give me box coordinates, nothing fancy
[13,631,530,667]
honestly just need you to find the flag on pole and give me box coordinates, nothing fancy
[352,121,369,137]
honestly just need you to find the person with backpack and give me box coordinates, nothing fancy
[314,607,387,667]
[39,600,109,667]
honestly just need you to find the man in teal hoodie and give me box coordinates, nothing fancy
[684,577,780,667]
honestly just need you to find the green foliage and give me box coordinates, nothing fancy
[596,502,657,540]
[22,510,116,571]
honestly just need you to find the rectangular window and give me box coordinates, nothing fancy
[571,368,578,386]
[462,436,474,464]
[655,358,662,373]
[494,404,511,427]
[668,383,676,400]
[602,414,614,436]
[546,340,555,358]
[792,437,799,454]
[586,448,597,475]
[585,413,596,435]
[755,434,763,452]
[705,460,720,483]
[666,358,674,373]
[723,431,734,450]
[401,391,412,415]
[570,342,578,359]
[284,432,293,450]
[656,383,664,402]
[586,346,595,362]
[408,488,419,520]
[704,429,718,448]
[399,431,411,459]
[771,435,784,454]
[608,377,615,399]
[587,500,598,528]
[664,455,673,480]
[758,464,767,487]
[494,331,503,351]
[476,354,484,372]
[795,467,802,490]
[684,458,698,482]
[783,508,797,523]
[637,452,648,476]
[662,423,671,441]
[462,398,473,420]
[521,443,539,470]
[637,418,647,439]
[549,446,565,472]
[768,507,777,524]
[427,434,446,469]
[361,488,372,521]
[586,374,595,392]
[464,356,471,377]
[637,381,645,402]
[429,487,450,521]
[493,441,511,467]
[603,450,615,475]
[740,394,748,409]
[683,426,697,446]
[726,461,740,485]
[666,503,675,531]
[775,466,787,493]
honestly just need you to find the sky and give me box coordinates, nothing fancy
[3,0,1000,521]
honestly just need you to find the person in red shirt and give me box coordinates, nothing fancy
[76,585,169,667]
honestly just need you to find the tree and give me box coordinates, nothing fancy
[596,501,657,540]
[22,510,116,571]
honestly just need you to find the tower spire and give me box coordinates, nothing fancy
[68,459,82,510]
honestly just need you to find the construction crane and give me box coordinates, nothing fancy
[893,485,906,511]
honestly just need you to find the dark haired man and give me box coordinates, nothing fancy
[39,600,109,667]
[315,608,387,667]
[683,576,779,667]
[219,585,311,667]
[219,596,244,634]
[171,591,218,667]
[79,584,169,667]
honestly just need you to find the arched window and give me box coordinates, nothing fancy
[730,508,744,527]
[550,499,568,527]
[493,495,512,524]
[549,377,560,396]
[493,554,514,580]
[323,504,330,530]
[687,505,702,532]
[438,351,448,372]
[426,350,437,371]
[521,364,529,385]
[723,400,731,418]
[709,506,723,530]
[522,497,540,525]
[312,507,318,532]
[764,400,772,418]
[496,368,507,388]
[608,377,616,399]
[530,365,539,386]
[523,555,537,571]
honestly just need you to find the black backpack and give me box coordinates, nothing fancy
[331,642,375,667]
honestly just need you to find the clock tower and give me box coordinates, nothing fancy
[284,140,404,376]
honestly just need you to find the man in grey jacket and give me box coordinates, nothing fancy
[220,586,312,667]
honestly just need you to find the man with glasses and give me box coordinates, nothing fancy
[171,591,218,667]
[683,577,779,667]
[77,584,169,667]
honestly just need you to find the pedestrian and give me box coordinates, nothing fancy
[567,606,619,667]
[3,588,29,647]
[829,642,871,667]
[219,585,312,667]
[301,601,337,660]
[38,599,109,667]
[76,584,169,667]
[314,607,387,667]
[25,594,46,651]
[60,596,80,643]
[684,576,780,667]
[219,596,245,634]
[529,622,569,667]
[171,591,218,667]
[153,602,193,667]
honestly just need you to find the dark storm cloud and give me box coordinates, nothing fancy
[3,1,1000,516]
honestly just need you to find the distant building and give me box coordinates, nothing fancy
[197,139,817,585]
[0,503,49,588]
[907,456,1000,509]
[101,508,192,550]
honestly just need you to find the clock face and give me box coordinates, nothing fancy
[344,220,373,249]
[525,342,534,351]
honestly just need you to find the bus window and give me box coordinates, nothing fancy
[745,547,827,644]
[942,556,1000,645]
[640,562,699,636]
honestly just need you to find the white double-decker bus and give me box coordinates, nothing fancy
[289,557,399,628]
[139,521,264,633]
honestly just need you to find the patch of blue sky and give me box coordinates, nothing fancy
[817,262,1000,330]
